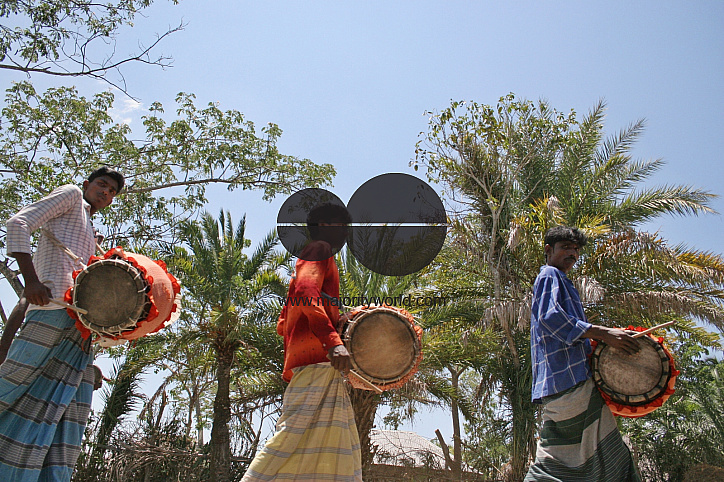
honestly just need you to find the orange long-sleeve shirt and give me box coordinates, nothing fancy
[277,242,343,382]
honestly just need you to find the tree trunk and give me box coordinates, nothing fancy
[449,366,463,480]
[348,387,380,476]
[210,342,234,482]
[195,389,204,447]
[506,340,535,482]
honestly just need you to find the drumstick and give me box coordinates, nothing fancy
[49,299,89,315]
[349,369,383,394]
[632,321,676,338]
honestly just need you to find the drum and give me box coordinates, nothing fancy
[64,247,181,345]
[589,326,678,418]
[339,305,423,391]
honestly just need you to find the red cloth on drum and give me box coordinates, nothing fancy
[278,242,344,382]
[589,325,679,418]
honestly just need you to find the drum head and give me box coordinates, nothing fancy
[344,307,420,385]
[591,335,671,406]
[73,258,150,333]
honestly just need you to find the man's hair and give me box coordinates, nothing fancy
[88,166,125,193]
[544,225,588,248]
[306,203,351,239]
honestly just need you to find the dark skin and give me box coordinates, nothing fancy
[545,240,640,355]
[11,175,119,307]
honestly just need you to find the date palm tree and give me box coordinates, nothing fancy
[336,250,428,473]
[174,210,290,482]
[415,95,724,480]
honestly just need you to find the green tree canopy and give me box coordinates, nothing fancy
[0,81,335,299]
[414,94,724,480]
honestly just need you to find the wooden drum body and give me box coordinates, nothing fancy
[590,327,678,418]
[340,305,423,391]
[65,247,181,345]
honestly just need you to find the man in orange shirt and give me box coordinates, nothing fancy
[243,203,362,482]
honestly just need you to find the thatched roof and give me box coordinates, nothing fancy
[370,429,446,469]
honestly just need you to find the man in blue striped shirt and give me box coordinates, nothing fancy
[525,226,642,481]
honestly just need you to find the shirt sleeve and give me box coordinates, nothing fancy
[6,185,80,255]
[293,257,343,349]
[533,270,591,345]
[277,303,287,337]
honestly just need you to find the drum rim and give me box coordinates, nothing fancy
[342,305,421,385]
[73,257,150,336]
[590,335,672,407]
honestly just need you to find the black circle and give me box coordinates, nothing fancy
[277,188,349,261]
[346,173,447,276]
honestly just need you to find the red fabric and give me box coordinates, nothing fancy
[277,242,343,382]
[65,246,181,342]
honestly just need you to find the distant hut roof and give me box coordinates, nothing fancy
[370,429,446,469]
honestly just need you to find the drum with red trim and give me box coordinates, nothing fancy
[64,247,181,345]
[339,305,423,391]
[589,326,678,418]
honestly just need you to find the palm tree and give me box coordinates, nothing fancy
[336,249,429,473]
[415,95,724,480]
[174,210,290,482]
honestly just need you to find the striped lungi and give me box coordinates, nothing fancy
[242,363,362,481]
[0,309,94,482]
[525,378,641,481]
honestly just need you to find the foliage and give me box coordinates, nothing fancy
[75,334,169,479]
[414,94,723,480]
[172,210,290,482]
[0,0,182,93]
[0,81,334,297]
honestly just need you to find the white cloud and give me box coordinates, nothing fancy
[109,98,144,126]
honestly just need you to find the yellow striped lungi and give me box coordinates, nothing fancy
[242,363,362,481]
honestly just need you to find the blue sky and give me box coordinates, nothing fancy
[1,1,722,442]
[113,1,723,252]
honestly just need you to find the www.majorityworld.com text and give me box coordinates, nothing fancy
[282,294,448,308]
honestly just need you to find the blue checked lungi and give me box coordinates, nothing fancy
[0,309,94,481]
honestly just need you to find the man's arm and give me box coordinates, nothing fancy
[534,271,591,345]
[294,257,350,372]
[6,185,79,305]
[584,325,640,355]
[13,253,52,305]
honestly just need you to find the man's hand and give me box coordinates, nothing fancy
[327,344,352,373]
[338,311,353,331]
[586,325,640,355]
[12,252,52,306]
[23,279,52,306]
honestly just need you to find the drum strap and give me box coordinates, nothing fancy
[41,228,86,269]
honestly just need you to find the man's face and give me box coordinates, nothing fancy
[545,240,581,274]
[318,221,349,250]
[83,175,119,213]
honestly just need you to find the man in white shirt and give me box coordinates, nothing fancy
[0,166,123,481]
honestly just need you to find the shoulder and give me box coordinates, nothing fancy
[298,240,334,262]
[533,265,564,294]
[58,184,82,196]
[47,184,83,202]
[537,265,563,281]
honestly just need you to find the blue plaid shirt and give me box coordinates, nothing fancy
[530,265,592,403]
